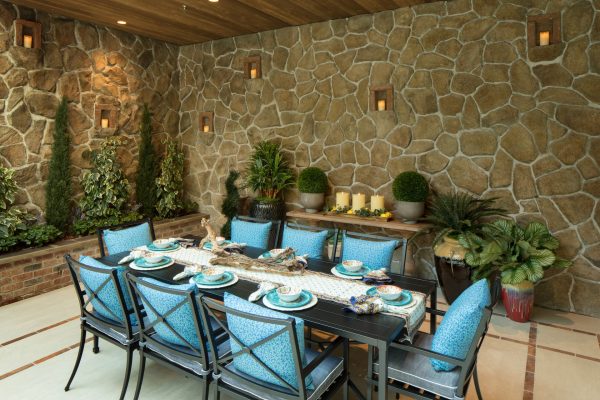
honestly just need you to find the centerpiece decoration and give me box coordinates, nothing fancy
[329,192,392,220]
[392,171,429,223]
[297,167,327,213]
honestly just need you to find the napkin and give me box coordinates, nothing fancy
[362,269,393,285]
[345,295,385,314]
[118,250,145,264]
[173,264,203,281]
[248,282,279,302]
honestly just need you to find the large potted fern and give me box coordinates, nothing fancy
[419,192,507,304]
[459,220,572,322]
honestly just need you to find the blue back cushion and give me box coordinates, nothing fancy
[224,293,313,389]
[136,278,203,350]
[281,226,328,259]
[103,222,153,255]
[231,218,272,249]
[431,279,491,371]
[341,233,398,270]
[79,255,136,325]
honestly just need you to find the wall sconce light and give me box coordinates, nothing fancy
[527,13,560,48]
[14,19,42,49]
[370,85,393,112]
[95,104,118,131]
[199,112,214,133]
[243,56,261,80]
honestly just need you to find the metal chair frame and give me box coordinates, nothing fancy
[280,221,339,261]
[232,215,282,250]
[96,217,156,257]
[64,255,138,400]
[335,230,408,274]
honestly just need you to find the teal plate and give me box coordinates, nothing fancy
[203,240,232,250]
[147,242,180,252]
[134,256,172,268]
[335,264,371,277]
[193,271,234,286]
[366,287,413,306]
[265,289,313,308]
[259,249,295,263]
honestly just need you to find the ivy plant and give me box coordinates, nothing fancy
[156,139,185,218]
[0,166,33,240]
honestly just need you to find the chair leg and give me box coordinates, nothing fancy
[93,335,100,353]
[64,328,86,391]
[118,347,134,400]
[133,352,146,400]
[366,345,374,400]
[474,365,484,400]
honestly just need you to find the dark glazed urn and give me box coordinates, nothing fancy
[249,199,287,220]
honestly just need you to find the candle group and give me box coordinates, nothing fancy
[539,31,550,46]
[336,191,386,211]
[100,118,109,128]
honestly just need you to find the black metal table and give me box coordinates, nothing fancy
[100,247,437,400]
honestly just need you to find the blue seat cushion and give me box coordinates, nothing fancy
[79,255,137,325]
[103,222,153,255]
[136,278,203,350]
[224,293,313,390]
[430,279,491,371]
[341,233,398,270]
[281,226,328,259]
[231,218,272,249]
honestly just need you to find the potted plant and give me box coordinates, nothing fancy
[245,140,295,220]
[459,219,572,322]
[297,167,327,213]
[392,171,428,223]
[418,191,507,304]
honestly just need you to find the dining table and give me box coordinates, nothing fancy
[99,245,438,400]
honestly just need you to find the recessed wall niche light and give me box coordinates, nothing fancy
[117,20,127,25]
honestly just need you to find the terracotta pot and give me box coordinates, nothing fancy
[299,192,324,213]
[501,281,534,323]
[433,236,472,304]
[394,201,425,224]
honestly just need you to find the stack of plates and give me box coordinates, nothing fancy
[262,289,317,311]
[330,264,372,280]
[365,287,413,307]
[130,256,174,271]
[191,271,238,289]
[147,242,180,252]
[202,240,232,250]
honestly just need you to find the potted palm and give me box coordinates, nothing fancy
[459,220,572,322]
[297,167,327,213]
[418,192,507,304]
[246,140,295,220]
[392,171,428,223]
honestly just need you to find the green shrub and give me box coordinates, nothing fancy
[18,224,62,247]
[246,140,294,200]
[392,171,429,202]
[45,98,72,232]
[0,166,33,240]
[221,170,241,238]
[73,211,142,236]
[297,167,327,193]
[135,104,158,217]
[156,140,185,218]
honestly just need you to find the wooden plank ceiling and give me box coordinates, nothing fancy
[8,0,437,45]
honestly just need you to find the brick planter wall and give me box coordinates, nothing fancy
[0,213,207,306]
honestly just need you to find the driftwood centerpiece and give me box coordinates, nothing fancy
[209,247,306,275]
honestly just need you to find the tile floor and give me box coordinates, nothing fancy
[0,286,598,400]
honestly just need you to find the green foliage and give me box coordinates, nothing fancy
[297,167,327,193]
[392,171,429,202]
[79,137,131,219]
[18,224,62,247]
[73,211,142,236]
[246,140,294,200]
[221,170,241,238]
[156,139,185,218]
[0,165,18,211]
[45,98,72,232]
[458,220,572,284]
[135,104,158,217]
[0,166,34,240]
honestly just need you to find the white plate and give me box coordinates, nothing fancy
[263,292,318,312]
[189,273,239,289]
[129,259,175,271]
[330,267,363,280]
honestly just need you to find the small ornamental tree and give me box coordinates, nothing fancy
[220,170,241,238]
[135,104,158,217]
[45,98,71,232]
[155,139,185,218]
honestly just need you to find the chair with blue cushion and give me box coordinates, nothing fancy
[125,274,227,400]
[366,278,500,400]
[97,218,155,257]
[64,255,139,400]
[231,216,281,250]
[281,222,338,260]
[200,293,349,400]
[338,230,406,273]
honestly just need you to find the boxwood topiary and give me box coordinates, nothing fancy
[298,167,328,193]
[393,171,429,202]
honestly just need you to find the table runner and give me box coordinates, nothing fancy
[138,245,426,340]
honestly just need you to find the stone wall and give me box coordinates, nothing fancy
[178,0,600,317]
[0,0,180,217]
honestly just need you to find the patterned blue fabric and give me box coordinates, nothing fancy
[136,278,203,350]
[79,255,136,325]
[231,218,272,249]
[281,226,328,259]
[102,222,153,255]
[341,233,398,270]
[430,279,491,371]
[224,293,313,389]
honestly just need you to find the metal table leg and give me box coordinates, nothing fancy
[430,288,437,334]
[377,340,388,400]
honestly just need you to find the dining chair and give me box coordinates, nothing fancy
[125,274,228,400]
[231,216,281,249]
[97,217,155,257]
[64,255,139,400]
[365,278,500,400]
[337,230,407,273]
[280,222,338,260]
[200,293,349,400]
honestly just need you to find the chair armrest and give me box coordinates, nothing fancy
[303,335,344,375]
[390,340,467,368]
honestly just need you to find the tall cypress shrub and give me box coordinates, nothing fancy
[135,104,157,216]
[220,170,240,238]
[45,98,71,232]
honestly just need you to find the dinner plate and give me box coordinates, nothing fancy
[264,289,313,309]
[129,257,174,271]
[191,272,239,289]
[263,291,318,311]
[330,267,364,280]
[366,287,413,307]
[147,242,180,252]
[202,240,232,250]
[334,264,371,277]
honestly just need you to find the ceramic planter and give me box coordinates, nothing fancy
[299,192,324,213]
[394,201,424,224]
[501,281,534,323]
[433,235,472,304]
[249,199,286,220]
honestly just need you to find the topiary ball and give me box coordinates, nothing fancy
[298,167,328,193]
[392,171,429,202]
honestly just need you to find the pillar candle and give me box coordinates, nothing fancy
[101,118,109,128]
[203,124,210,132]
[23,34,33,48]
[352,193,366,211]
[250,67,257,79]
[377,99,386,111]
[371,195,384,211]
[336,192,350,208]
[539,31,550,46]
